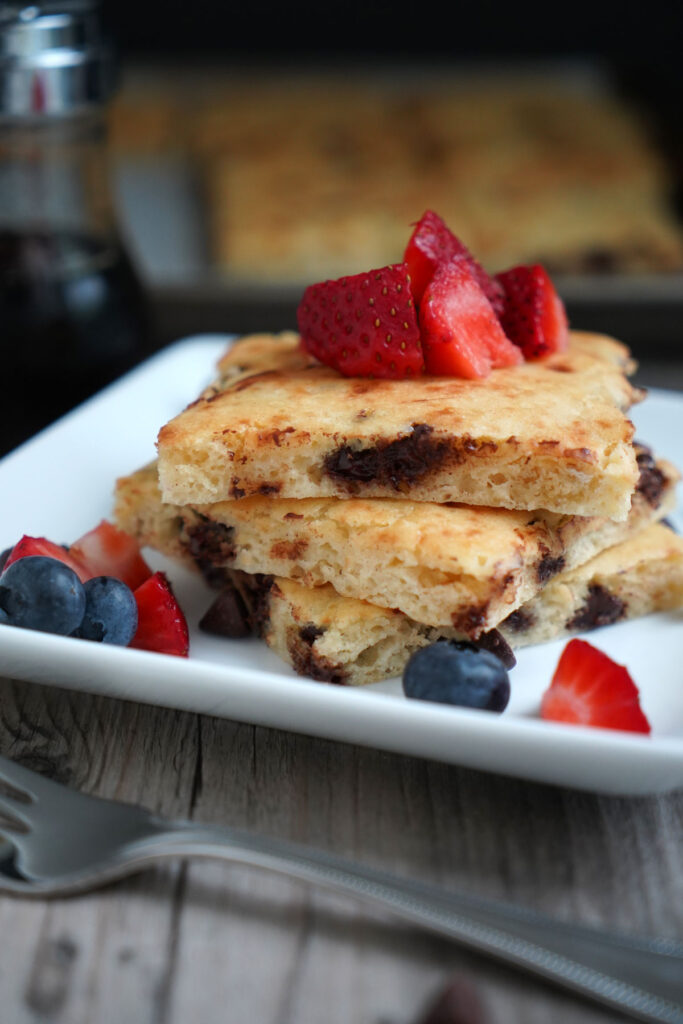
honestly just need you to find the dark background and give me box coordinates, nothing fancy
[101,0,681,65]
[98,0,683,359]
[101,0,683,186]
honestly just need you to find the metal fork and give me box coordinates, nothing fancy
[0,755,680,1024]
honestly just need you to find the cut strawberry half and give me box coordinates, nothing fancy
[419,257,523,379]
[540,639,651,734]
[495,264,569,359]
[70,519,152,591]
[297,263,424,379]
[2,535,91,583]
[129,571,189,657]
[404,210,505,314]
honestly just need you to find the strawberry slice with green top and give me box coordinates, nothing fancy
[69,519,152,591]
[3,535,91,582]
[495,264,569,359]
[130,571,189,657]
[419,257,523,379]
[404,209,505,314]
[297,263,424,379]
[540,639,651,734]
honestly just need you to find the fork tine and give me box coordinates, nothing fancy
[0,754,63,802]
[0,793,34,830]
[0,821,29,840]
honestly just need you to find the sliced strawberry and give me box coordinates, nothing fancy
[129,571,189,657]
[495,264,569,359]
[70,519,152,591]
[2,535,91,582]
[297,263,424,379]
[404,210,505,314]
[419,257,523,379]
[540,639,651,734]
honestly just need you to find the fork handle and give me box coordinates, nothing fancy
[127,822,683,1024]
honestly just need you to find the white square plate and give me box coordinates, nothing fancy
[1,337,682,796]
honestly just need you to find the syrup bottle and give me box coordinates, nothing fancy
[0,2,151,455]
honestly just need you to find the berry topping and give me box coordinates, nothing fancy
[0,556,86,636]
[297,210,571,380]
[297,263,424,379]
[419,257,523,379]
[402,640,511,712]
[495,264,569,359]
[76,576,138,646]
[130,571,189,657]
[540,639,651,734]
[3,535,91,582]
[69,519,152,591]
[404,209,505,314]
[0,525,187,656]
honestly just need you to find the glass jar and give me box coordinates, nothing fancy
[0,2,151,454]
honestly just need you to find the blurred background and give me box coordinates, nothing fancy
[99,0,683,345]
[1,0,682,452]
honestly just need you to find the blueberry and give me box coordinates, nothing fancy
[76,576,138,646]
[403,641,511,712]
[0,556,86,635]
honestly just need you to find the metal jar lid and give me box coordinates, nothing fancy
[0,1,116,117]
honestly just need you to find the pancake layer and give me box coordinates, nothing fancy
[157,331,642,519]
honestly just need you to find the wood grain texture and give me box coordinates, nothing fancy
[0,673,680,1024]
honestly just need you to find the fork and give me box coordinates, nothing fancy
[0,755,680,1024]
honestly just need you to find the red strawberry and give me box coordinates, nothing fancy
[404,210,505,314]
[419,257,523,379]
[129,571,189,657]
[495,264,569,359]
[70,519,152,591]
[540,639,651,734]
[3,535,91,582]
[297,263,424,379]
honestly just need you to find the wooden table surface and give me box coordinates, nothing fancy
[0,360,681,1024]
[0,671,681,1024]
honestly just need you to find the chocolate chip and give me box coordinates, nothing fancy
[184,519,236,571]
[323,423,449,490]
[299,623,325,645]
[635,443,666,507]
[450,602,490,637]
[476,629,516,669]
[199,588,253,638]
[501,607,536,633]
[286,626,348,684]
[578,246,620,273]
[566,583,626,632]
[536,551,566,584]
[199,571,274,638]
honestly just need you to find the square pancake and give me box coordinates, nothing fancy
[155,522,683,687]
[156,330,642,520]
[114,446,677,637]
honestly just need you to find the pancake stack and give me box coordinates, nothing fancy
[114,331,683,684]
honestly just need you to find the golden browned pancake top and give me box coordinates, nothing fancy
[157,330,641,518]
